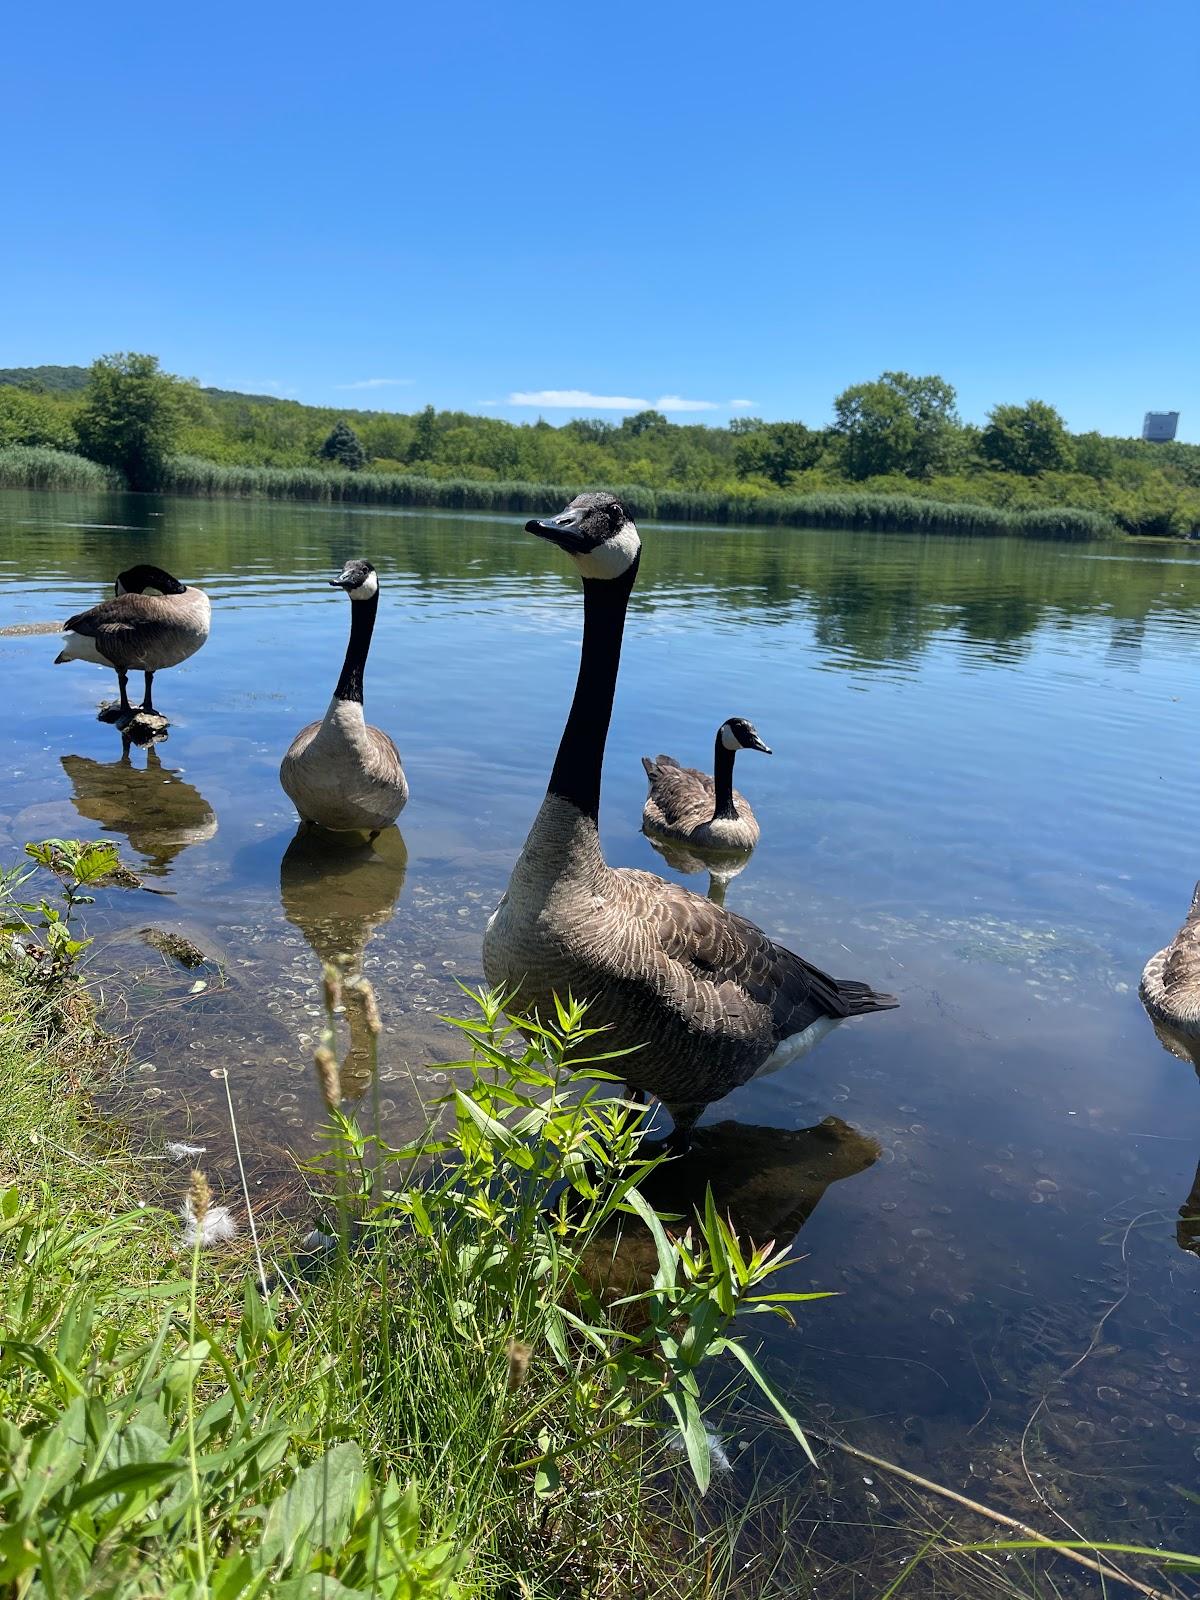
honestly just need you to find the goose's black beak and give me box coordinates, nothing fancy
[748,735,773,755]
[525,512,589,554]
[329,574,354,589]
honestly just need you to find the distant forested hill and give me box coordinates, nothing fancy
[0,365,92,393]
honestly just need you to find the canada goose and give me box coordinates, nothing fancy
[61,742,217,875]
[54,564,211,717]
[482,492,898,1142]
[279,560,407,834]
[642,718,771,855]
[1139,882,1200,1041]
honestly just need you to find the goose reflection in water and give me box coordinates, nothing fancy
[1143,1015,1200,1258]
[60,740,217,876]
[644,834,753,907]
[279,825,407,1099]
[583,1115,880,1310]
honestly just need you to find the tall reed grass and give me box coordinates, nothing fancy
[0,445,124,491]
[0,445,1115,539]
[158,455,1113,539]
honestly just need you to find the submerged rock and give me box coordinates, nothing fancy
[138,927,213,969]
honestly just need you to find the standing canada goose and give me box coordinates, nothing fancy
[54,564,211,718]
[482,492,898,1142]
[642,717,771,854]
[1139,882,1200,1042]
[279,560,407,834]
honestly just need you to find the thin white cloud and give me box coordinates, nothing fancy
[509,389,649,410]
[336,377,414,390]
[729,398,758,410]
[655,394,720,412]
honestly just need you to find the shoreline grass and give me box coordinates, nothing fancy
[0,444,124,492]
[0,445,1116,539]
[0,939,819,1598]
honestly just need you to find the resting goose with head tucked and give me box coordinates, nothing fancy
[279,560,407,835]
[54,564,211,717]
[482,491,898,1143]
[642,716,771,856]
[1140,882,1200,1044]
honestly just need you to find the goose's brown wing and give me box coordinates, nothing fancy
[1162,920,1200,999]
[365,725,405,782]
[63,596,176,668]
[618,870,898,1042]
[642,758,714,832]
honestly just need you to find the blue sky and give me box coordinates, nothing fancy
[6,0,1198,437]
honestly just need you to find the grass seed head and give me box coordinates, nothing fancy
[187,1167,212,1226]
[315,1045,342,1110]
[506,1337,533,1392]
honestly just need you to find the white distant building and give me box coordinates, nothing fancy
[1142,411,1180,442]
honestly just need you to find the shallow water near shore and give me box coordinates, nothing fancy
[2,487,1199,1574]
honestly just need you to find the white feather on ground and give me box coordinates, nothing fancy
[180,1200,238,1247]
[164,1139,208,1159]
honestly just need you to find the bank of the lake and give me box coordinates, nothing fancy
[0,962,817,1600]
[0,445,1116,539]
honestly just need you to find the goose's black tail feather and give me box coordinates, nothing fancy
[832,978,900,1016]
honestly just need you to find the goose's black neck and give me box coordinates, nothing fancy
[334,592,378,704]
[712,732,738,820]
[548,558,639,821]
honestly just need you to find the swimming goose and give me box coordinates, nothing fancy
[482,492,898,1142]
[279,560,407,834]
[642,717,771,855]
[1139,882,1200,1043]
[54,564,211,717]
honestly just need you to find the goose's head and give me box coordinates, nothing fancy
[115,564,187,597]
[525,491,641,583]
[330,559,378,601]
[720,717,772,755]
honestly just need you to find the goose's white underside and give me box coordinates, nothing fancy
[753,1015,840,1079]
[57,630,108,666]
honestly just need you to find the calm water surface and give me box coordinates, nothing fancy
[2,489,1198,1570]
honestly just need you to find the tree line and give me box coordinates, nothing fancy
[0,355,1196,535]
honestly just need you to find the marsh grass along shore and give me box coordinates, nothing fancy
[0,446,1115,539]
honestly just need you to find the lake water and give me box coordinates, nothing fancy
[2,488,1198,1575]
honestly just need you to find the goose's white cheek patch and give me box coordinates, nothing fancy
[348,572,379,600]
[573,526,641,580]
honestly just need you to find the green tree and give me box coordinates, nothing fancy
[0,388,77,451]
[74,353,201,489]
[318,419,367,471]
[832,371,960,479]
[980,400,1074,476]
[409,404,438,463]
[620,409,669,438]
[1071,430,1115,480]
[734,421,820,486]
